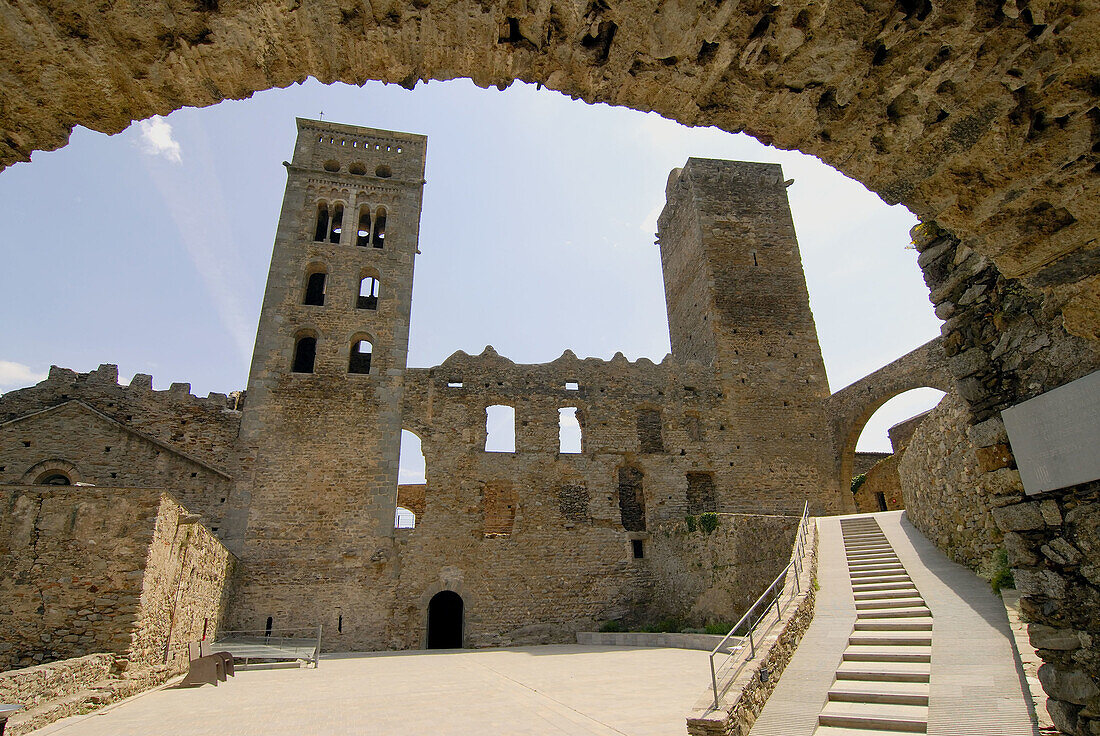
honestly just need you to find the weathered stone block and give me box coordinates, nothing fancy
[1015,568,1067,598]
[1030,624,1083,651]
[1043,537,1083,566]
[976,444,1014,473]
[993,502,1044,531]
[1048,698,1082,735]
[1040,664,1100,705]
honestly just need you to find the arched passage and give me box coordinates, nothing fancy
[426,591,463,649]
[0,2,1095,341]
[824,338,954,512]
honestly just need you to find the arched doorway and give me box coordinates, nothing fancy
[426,591,463,649]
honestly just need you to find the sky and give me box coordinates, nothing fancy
[0,77,944,459]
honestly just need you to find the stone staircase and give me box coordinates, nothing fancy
[815,517,932,735]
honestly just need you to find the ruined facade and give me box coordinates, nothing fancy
[2,119,847,659]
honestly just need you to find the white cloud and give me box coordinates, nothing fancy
[0,360,47,391]
[137,116,182,163]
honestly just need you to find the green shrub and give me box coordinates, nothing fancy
[990,548,1015,595]
[851,473,867,494]
[700,512,719,534]
[654,617,684,633]
[685,515,697,533]
[704,622,733,636]
[599,619,623,633]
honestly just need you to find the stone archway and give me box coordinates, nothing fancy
[0,1,1096,339]
[824,337,954,511]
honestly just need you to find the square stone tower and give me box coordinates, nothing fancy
[658,159,840,513]
[228,120,427,642]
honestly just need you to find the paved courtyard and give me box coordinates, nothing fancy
[33,645,712,736]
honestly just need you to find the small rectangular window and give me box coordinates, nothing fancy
[447,381,463,388]
[632,539,644,559]
[485,405,516,453]
[565,381,579,391]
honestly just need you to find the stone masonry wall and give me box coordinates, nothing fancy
[646,513,798,626]
[898,393,1005,570]
[128,495,236,669]
[0,364,241,535]
[855,454,905,514]
[911,222,1100,735]
[0,487,234,673]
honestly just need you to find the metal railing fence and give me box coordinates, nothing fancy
[708,501,811,709]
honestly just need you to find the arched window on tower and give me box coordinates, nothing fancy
[372,207,386,248]
[313,202,329,242]
[358,276,379,310]
[303,271,327,306]
[329,203,345,244]
[349,339,373,374]
[356,206,372,247]
[292,335,317,374]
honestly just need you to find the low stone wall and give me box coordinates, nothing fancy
[0,653,114,709]
[685,521,818,736]
[898,393,1008,572]
[646,513,799,628]
[577,631,733,652]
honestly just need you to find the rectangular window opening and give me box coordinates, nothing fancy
[447,381,464,388]
[558,407,582,454]
[485,405,516,453]
[632,539,644,559]
[565,381,579,391]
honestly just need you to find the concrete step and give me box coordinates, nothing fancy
[828,679,929,706]
[852,576,912,587]
[848,561,905,569]
[815,726,922,736]
[818,701,928,733]
[854,619,933,632]
[845,542,893,548]
[855,596,926,610]
[843,647,931,664]
[849,633,932,647]
[856,607,932,619]
[853,589,919,601]
[847,556,901,564]
[847,551,898,558]
[835,661,930,683]
[851,581,914,592]
[843,535,888,543]
[851,568,908,579]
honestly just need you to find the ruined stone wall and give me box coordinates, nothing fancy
[853,451,891,478]
[645,513,798,626]
[128,495,236,668]
[898,394,1005,569]
[855,454,905,514]
[0,364,241,532]
[912,223,1100,735]
[0,486,161,670]
[0,364,242,472]
[0,487,234,673]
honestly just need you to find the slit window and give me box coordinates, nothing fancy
[313,202,329,242]
[558,407,582,454]
[372,207,386,248]
[356,206,372,247]
[303,272,327,306]
[329,203,344,243]
[632,539,644,559]
[292,336,317,374]
[349,339,373,374]
[358,276,379,310]
[485,405,516,453]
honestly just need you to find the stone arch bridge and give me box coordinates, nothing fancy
[824,336,954,512]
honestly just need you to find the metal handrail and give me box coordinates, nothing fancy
[708,501,811,709]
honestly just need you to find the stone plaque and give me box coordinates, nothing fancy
[1002,369,1100,495]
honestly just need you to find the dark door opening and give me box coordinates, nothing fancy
[875,492,888,512]
[427,590,464,649]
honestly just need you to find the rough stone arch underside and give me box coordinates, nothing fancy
[825,336,954,511]
[0,0,1097,336]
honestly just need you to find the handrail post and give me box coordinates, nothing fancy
[314,624,323,667]
[710,653,720,709]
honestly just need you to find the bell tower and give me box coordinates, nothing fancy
[228,119,427,642]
